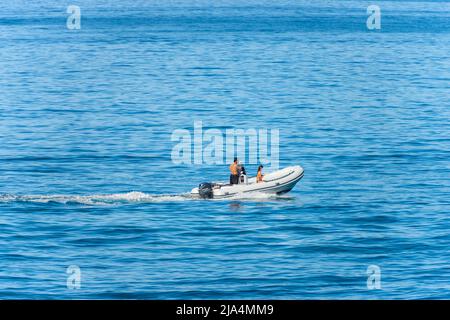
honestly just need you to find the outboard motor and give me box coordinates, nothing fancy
[198,182,214,199]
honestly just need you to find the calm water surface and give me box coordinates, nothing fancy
[0,0,450,299]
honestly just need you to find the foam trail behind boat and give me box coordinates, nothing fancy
[0,191,293,205]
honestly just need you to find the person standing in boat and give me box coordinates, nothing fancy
[256,165,264,183]
[229,157,239,184]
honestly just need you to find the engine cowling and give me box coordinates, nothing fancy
[198,182,214,199]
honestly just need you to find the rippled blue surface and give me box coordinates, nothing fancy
[1,0,450,299]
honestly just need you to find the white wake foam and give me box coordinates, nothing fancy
[0,192,192,205]
[0,191,293,205]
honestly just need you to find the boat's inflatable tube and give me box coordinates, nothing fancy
[191,165,304,199]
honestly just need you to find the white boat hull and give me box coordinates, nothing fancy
[191,165,304,199]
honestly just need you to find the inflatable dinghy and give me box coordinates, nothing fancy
[191,165,304,199]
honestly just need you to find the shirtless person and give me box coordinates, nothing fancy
[229,158,239,184]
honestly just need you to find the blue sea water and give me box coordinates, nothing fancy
[1,0,450,299]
